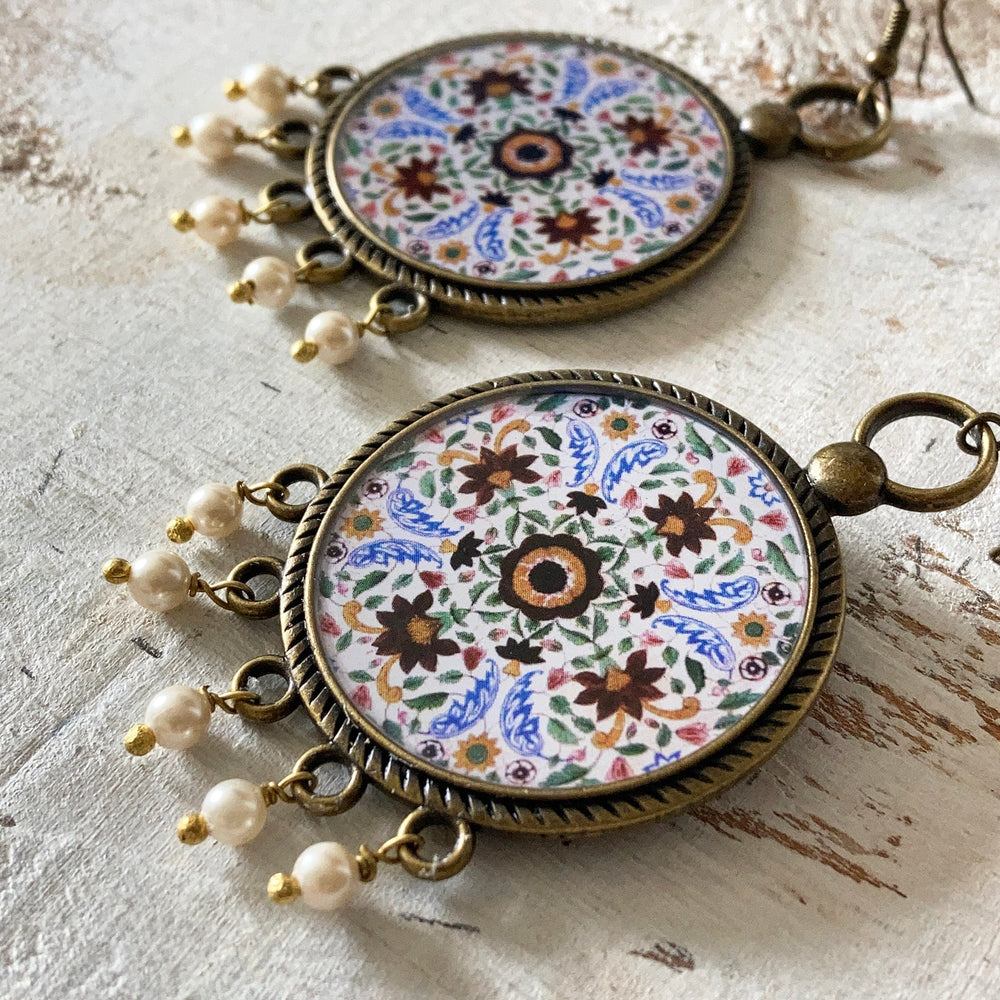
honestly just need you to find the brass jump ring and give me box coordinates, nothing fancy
[230,655,299,723]
[787,80,893,161]
[853,393,998,512]
[395,808,475,881]
[223,556,284,619]
[956,412,1000,456]
[290,745,367,816]
[264,464,329,522]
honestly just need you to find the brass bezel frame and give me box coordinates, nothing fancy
[306,32,752,323]
[281,371,845,835]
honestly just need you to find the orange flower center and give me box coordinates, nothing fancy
[555,212,577,230]
[487,469,513,488]
[628,128,647,142]
[605,668,630,692]
[486,82,510,97]
[662,514,686,536]
[406,616,438,645]
[416,170,437,186]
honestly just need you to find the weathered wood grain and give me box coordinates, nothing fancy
[2,2,999,998]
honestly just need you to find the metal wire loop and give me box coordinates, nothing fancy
[956,412,1000,457]
[290,744,367,816]
[394,808,476,881]
[362,284,431,337]
[229,654,299,723]
[264,464,329,522]
[258,119,314,160]
[853,393,999,512]
[237,479,290,507]
[295,236,353,284]
[222,556,284,620]
[301,65,362,103]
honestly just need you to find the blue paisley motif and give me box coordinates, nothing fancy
[500,670,545,757]
[619,168,697,191]
[605,186,664,228]
[402,87,457,124]
[582,79,639,113]
[420,202,479,239]
[601,439,669,501]
[346,539,442,569]
[374,120,448,142]
[473,209,509,262]
[660,576,760,613]
[427,660,501,739]
[387,488,460,538]
[560,58,589,100]
[567,420,599,486]
[650,614,736,673]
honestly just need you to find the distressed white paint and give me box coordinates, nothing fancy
[2,2,1000,998]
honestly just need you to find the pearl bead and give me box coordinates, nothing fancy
[189,196,244,247]
[241,63,290,116]
[145,685,211,749]
[127,550,191,612]
[305,311,360,365]
[186,482,243,538]
[201,778,267,846]
[242,257,296,309]
[292,842,360,910]
[188,113,239,161]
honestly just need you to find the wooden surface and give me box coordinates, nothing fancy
[3,2,1000,998]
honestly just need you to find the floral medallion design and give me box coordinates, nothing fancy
[331,37,730,286]
[311,387,811,793]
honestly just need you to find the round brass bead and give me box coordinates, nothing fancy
[223,78,246,101]
[807,441,887,517]
[124,723,156,756]
[177,812,209,846]
[228,279,256,304]
[865,48,898,81]
[290,339,319,364]
[170,209,196,233]
[170,125,193,147]
[166,517,195,544]
[267,872,301,904]
[102,557,132,585]
[739,101,802,159]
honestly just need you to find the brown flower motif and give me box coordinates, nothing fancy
[536,208,601,247]
[498,533,604,622]
[573,649,666,721]
[491,128,573,180]
[465,68,531,105]
[644,491,717,557]
[391,156,449,202]
[612,114,672,156]
[457,445,541,506]
[373,590,460,673]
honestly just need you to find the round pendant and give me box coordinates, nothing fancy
[307,33,751,322]
[282,372,844,834]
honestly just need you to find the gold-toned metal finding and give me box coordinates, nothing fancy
[169,209,196,233]
[221,555,285,619]
[394,808,476,881]
[237,119,314,160]
[295,237,353,284]
[290,340,319,364]
[361,284,431,337]
[176,812,208,845]
[102,557,131,584]
[124,723,156,757]
[228,655,300,723]
[188,573,255,610]
[297,64,362,104]
[787,81,893,161]
[246,179,313,225]
[809,394,999,516]
[165,516,195,544]
[289,745,366,816]
[170,124,193,147]
[261,464,328,522]
[267,872,301,904]
[260,769,318,808]
[236,478,291,507]
[850,393,998,513]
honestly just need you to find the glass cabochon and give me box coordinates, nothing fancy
[329,36,731,289]
[307,385,813,796]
